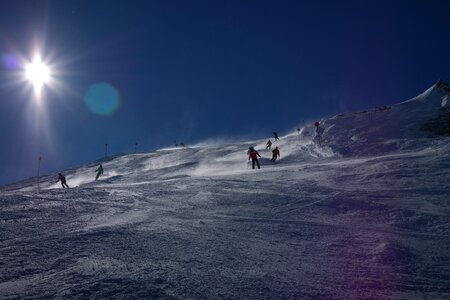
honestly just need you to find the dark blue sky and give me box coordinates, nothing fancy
[1,0,450,185]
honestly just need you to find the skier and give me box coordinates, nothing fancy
[273,132,279,140]
[271,147,280,162]
[266,140,272,150]
[248,147,261,169]
[95,164,104,181]
[56,173,69,188]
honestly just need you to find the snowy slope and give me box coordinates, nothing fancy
[1,82,450,299]
[299,79,450,156]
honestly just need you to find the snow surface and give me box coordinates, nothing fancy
[1,82,450,299]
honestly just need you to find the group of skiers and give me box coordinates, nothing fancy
[57,144,277,187]
[247,124,323,170]
[247,145,280,170]
[56,164,103,188]
[57,137,282,188]
[247,135,281,170]
[265,140,280,161]
[56,126,322,187]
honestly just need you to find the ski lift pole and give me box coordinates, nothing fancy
[314,121,321,147]
[37,156,42,192]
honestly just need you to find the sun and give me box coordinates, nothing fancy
[25,55,51,94]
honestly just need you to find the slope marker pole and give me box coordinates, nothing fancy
[37,156,42,193]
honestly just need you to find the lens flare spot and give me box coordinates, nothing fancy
[1,53,19,69]
[84,82,120,115]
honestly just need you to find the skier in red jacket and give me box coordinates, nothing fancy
[271,147,280,162]
[56,173,69,188]
[248,147,261,169]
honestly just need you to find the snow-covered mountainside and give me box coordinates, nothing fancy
[301,79,450,156]
[1,82,450,299]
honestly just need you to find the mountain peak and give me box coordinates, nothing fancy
[435,79,450,92]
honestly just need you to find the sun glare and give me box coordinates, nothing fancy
[25,55,51,94]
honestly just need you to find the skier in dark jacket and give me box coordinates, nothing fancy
[273,132,279,140]
[266,140,272,150]
[95,164,104,181]
[271,147,280,162]
[248,148,261,169]
[56,173,69,188]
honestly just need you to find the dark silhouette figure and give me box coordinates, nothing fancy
[273,132,279,140]
[56,173,69,188]
[95,164,104,181]
[248,148,261,169]
[271,147,280,162]
[266,140,272,150]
